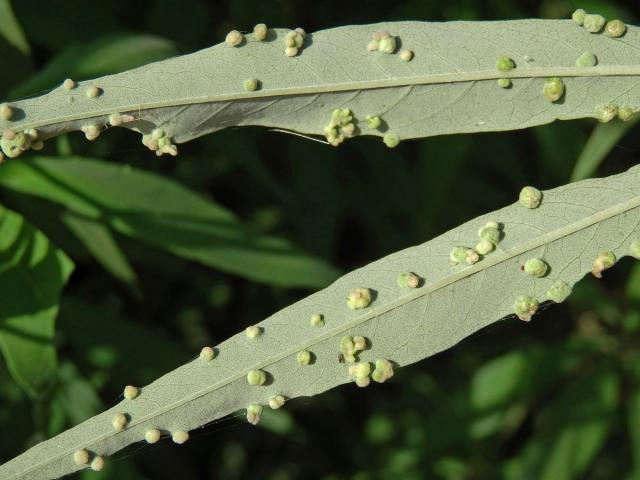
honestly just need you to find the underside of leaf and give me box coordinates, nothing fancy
[1,20,639,156]
[1,163,639,480]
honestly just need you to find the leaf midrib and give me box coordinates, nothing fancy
[17,64,640,132]
[18,187,637,480]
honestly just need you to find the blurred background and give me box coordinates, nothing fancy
[0,0,639,479]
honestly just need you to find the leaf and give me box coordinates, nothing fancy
[571,117,640,182]
[1,20,640,155]
[503,365,619,480]
[0,0,29,55]
[0,204,73,397]
[0,156,339,288]
[60,212,139,290]
[2,164,639,480]
[8,34,178,100]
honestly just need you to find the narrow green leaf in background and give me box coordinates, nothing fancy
[0,156,339,288]
[0,205,73,397]
[8,34,177,99]
[0,0,30,55]
[571,118,640,181]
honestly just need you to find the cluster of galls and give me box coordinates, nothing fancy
[0,127,43,161]
[450,220,503,266]
[595,103,637,123]
[142,128,178,157]
[572,9,626,37]
[324,108,356,146]
[348,358,394,387]
[284,28,306,57]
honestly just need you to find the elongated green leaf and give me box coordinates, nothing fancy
[0,0,29,55]
[0,156,339,288]
[571,117,640,181]
[2,164,638,480]
[503,365,619,480]
[1,20,639,155]
[60,212,139,289]
[0,205,73,397]
[9,34,178,99]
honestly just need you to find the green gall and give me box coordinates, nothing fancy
[246,404,263,425]
[225,30,243,47]
[296,350,312,365]
[592,251,616,278]
[200,346,215,361]
[383,133,400,148]
[547,280,572,303]
[465,249,480,265]
[543,77,564,103]
[514,295,539,321]
[284,29,305,56]
[497,78,512,89]
[108,113,125,126]
[397,272,420,288]
[366,115,381,129]
[111,413,128,432]
[605,19,626,37]
[349,362,372,388]
[123,385,139,400]
[353,336,366,351]
[81,124,100,141]
[340,336,355,363]
[399,49,413,61]
[340,335,366,363]
[449,246,468,266]
[145,429,161,444]
[268,394,286,409]
[63,78,76,90]
[367,40,379,52]
[30,140,44,151]
[243,78,260,92]
[0,131,31,158]
[523,258,548,278]
[310,313,325,327]
[583,14,606,33]
[23,128,38,140]
[371,359,394,383]
[576,52,597,67]
[253,23,268,41]
[519,186,542,209]
[73,449,90,466]
[347,287,372,309]
[596,104,618,123]
[572,8,587,25]
[618,107,635,122]
[324,108,353,146]
[172,430,189,444]
[245,325,262,338]
[90,456,104,472]
[631,241,640,260]
[496,55,515,72]
[151,128,165,140]
[247,369,267,386]
[378,36,396,54]
[475,240,494,256]
[478,223,501,244]
[0,104,14,121]
[85,86,101,98]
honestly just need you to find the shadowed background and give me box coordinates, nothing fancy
[0,0,639,479]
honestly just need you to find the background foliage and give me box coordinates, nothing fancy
[0,1,639,479]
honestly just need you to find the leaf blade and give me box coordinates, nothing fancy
[2,164,639,480]
[1,20,639,152]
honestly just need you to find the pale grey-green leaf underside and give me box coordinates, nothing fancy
[2,163,639,480]
[1,19,639,152]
